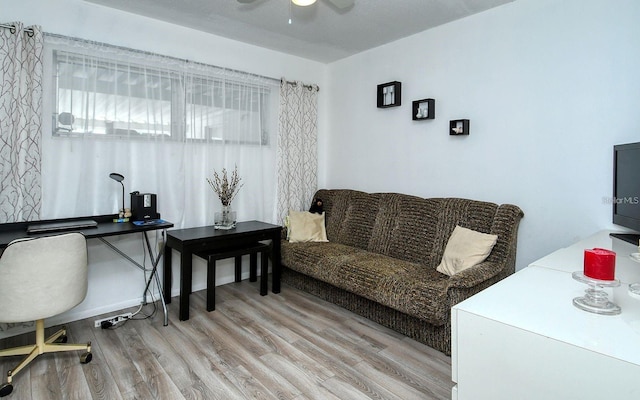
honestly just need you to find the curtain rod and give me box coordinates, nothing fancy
[0,23,35,37]
[281,79,320,92]
[4,28,320,91]
[45,32,319,91]
[46,32,280,86]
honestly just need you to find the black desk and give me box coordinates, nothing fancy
[163,220,282,321]
[0,215,174,325]
[0,215,173,247]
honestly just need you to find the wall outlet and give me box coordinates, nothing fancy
[94,312,133,328]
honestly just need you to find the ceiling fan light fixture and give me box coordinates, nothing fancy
[292,0,317,6]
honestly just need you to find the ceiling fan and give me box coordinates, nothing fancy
[237,0,355,10]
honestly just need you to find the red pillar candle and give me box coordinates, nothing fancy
[583,248,616,280]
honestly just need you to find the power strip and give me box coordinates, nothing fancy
[94,313,133,328]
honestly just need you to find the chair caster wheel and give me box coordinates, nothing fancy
[56,335,68,343]
[0,383,13,397]
[80,352,93,364]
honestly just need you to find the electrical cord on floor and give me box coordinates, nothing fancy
[101,232,161,330]
[131,230,159,321]
[100,300,157,330]
[100,317,129,330]
[131,296,158,321]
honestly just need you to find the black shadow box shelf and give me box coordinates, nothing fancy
[412,99,435,120]
[450,119,470,135]
[377,81,401,108]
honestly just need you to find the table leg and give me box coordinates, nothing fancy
[272,233,281,294]
[260,250,268,295]
[163,244,172,304]
[234,256,242,283]
[179,249,192,321]
[250,252,257,282]
[207,258,216,311]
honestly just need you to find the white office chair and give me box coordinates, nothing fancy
[0,233,92,397]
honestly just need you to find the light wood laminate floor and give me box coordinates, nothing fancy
[0,280,453,399]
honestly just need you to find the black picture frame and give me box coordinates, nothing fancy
[450,119,470,135]
[377,81,401,108]
[412,99,435,120]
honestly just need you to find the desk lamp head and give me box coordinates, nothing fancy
[109,173,125,218]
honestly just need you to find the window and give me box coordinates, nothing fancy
[52,50,272,144]
[43,35,279,230]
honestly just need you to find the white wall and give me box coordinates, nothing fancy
[2,0,327,336]
[322,0,640,270]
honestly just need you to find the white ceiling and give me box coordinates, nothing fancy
[84,0,515,63]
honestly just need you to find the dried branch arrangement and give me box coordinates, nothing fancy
[207,165,243,206]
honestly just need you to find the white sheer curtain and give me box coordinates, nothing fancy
[42,35,279,228]
[0,22,43,223]
[277,79,319,223]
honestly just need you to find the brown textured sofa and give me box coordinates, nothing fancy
[281,189,524,355]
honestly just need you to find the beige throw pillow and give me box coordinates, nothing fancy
[288,211,329,243]
[436,226,498,276]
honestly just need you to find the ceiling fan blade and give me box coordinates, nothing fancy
[326,0,354,9]
[237,0,259,4]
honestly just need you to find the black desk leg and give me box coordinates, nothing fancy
[272,233,281,294]
[163,246,172,304]
[179,249,193,321]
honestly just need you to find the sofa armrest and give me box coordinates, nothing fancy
[445,204,523,308]
[446,260,504,289]
[486,204,524,275]
[446,260,508,307]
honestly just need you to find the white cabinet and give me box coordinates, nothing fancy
[530,230,640,284]
[451,231,640,400]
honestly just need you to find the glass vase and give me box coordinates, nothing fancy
[214,204,237,230]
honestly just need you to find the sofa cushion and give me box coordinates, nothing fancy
[344,253,450,325]
[373,194,442,266]
[282,241,451,325]
[436,226,498,276]
[288,211,328,243]
[331,191,382,250]
[281,241,368,282]
[315,190,501,269]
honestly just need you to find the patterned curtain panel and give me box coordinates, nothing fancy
[276,79,319,224]
[0,22,43,223]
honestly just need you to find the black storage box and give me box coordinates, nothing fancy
[130,192,159,221]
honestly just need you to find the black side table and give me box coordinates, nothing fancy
[194,241,270,311]
[163,221,282,321]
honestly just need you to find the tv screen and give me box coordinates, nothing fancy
[611,142,640,245]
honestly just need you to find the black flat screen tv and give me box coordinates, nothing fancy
[611,142,640,245]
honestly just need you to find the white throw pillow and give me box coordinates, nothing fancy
[288,211,329,243]
[436,226,498,276]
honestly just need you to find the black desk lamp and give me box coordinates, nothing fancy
[109,172,125,218]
